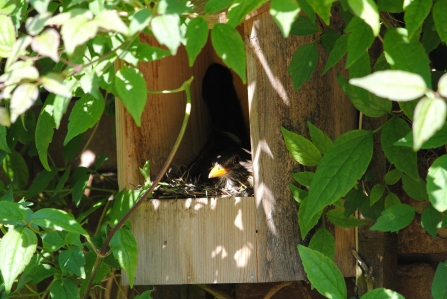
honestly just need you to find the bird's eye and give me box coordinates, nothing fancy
[233,155,240,164]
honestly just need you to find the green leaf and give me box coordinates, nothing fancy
[135,291,153,299]
[289,183,308,203]
[421,206,442,238]
[384,28,431,88]
[30,0,50,14]
[302,130,373,236]
[5,36,32,72]
[151,14,183,55]
[307,121,332,154]
[438,73,447,98]
[0,228,37,293]
[395,122,447,150]
[402,173,428,200]
[326,209,368,228]
[59,247,86,278]
[61,11,98,56]
[31,28,60,62]
[134,44,170,63]
[211,24,247,83]
[404,0,432,39]
[349,70,427,101]
[370,203,415,232]
[308,228,335,260]
[109,189,141,225]
[291,171,314,186]
[94,9,128,35]
[323,34,348,75]
[298,245,347,299]
[36,103,56,171]
[378,0,404,12]
[0,15,16,58]
[361,288,405,299]
[300,0,316,23]
[421,13,440,54]
[28,167,58,197]
[290,15,319,36]
[270,0,301,38]
[31,208,88,236]
[0,126,10,153]
[3,150,29,189]
[129,9,152,36]
[427,154,447,212]
[370,184,385,205]
[50,277,80,299]
[10,83,39,123]
[288,42,318,90]
[72,171,89,207]
[347,0,380,36]
[110,228,138,288]
[306,0,336,25]
[281,126,321,166]
[42,231,66,252]
[299,197,323,238]
[115,66,147,127]
[345,16,375,68]
[385,169,401,185]
[64,94,104,145]
[185,17,208,66]
[344,187,367,217]
[384,192,401,209]
[227,0,268,27]
[41,73,72,98]
[381,118,419,180]
[413,96,446,151]
[0,201,26,224]
[205,0,233,13]
[433,0,447,44]
[432,261,447,299]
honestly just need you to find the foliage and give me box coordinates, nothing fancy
[1,0,447,298]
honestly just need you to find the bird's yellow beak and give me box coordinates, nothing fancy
[208,164,229,178]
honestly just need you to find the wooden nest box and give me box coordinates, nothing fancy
[117,4,357,285]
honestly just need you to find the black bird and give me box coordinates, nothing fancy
[198,63,253,191]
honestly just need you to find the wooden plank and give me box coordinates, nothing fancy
[244,8,357,280]
[124,197,257,285]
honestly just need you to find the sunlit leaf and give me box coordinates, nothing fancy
[31,208,88,236]
[361,288,405,299]
[185,17,208,66]
[348,0,380,36]
[10,83,39,123]
[61,11,97,55]
[281,126,321,166]
[427,154,447,212]
[110,228,138,288]
[0,15,16,58]
[270,0,301,38]
[432,261,447,299]
[31,28,60,62]
[151,14,183,55]
[94,9,128,35]
[41,73,72,98]
[306,0,336,25]
[227,0,268,27]
[5,36,32,72]
[404,0,432,39]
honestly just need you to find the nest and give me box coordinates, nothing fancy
[152,165,254,199]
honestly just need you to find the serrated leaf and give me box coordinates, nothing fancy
[0,15,16,58]
[129,9,152,36]
[290,15,320,36]
[421,205,442,238]
[306,0,336,25]
[288,42,318,90]
[291,171,314,186]
[404,0,432,39]
[348,0,380,36]
[298,245,347,299]
[0,201,26,223]
[308,228,335,260]
[281,126,321,166]
[302,130,373,236]
[94,9,128,35]
[413,96,446,151]
[205,0,233,13]
[326,209,368,228]
[345,16,375,67]
[0,228,37,293]
[361,288,405,299]
[381,118,419,180]
[395,122,447,149]
[438,73,447,98]
[110,228,138,288]
[151,14,182,55]
[31,208,88,236]
[384,192,401,209]
[432,261,447,299]
[5,36,32,72]
[227,0,268,27]
[433,0,447,44]
[26,12,53,36]
[402,173,428,200]
[185,17,208,66]
[270,0,301,38]
[323,34,348,75]
[64,94,104,145]
[50,277,80,299]
[41,73,72,98]
[384,28,431,88]
[28,167,58,197]
[299,197,323,238]
[370,203,415,232]
[31,28,60,62]
[59,247,86,278]
[115,66,147,126]
[427,154,447,212]
[10,83,39,123]
[211,24,246,83]
[42,231,66,252]
[307,121,332,154]
[370,183,385,205]
[289,183,308,203]
[134,44,170,63]
[350,70,427,101]
[385,169,401,185]
[61,12,97,55]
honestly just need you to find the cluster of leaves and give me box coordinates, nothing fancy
[281,0,447,298]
